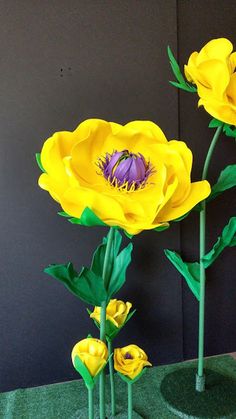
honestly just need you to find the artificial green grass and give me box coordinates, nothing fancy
[1,355,236,419]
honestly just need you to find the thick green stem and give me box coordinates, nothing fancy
[108,340,116,416]
[99,227,115,419]
[88,387,94,419]
[128,382,133,419]
[196,125,222,392]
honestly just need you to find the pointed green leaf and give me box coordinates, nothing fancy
[35,153,46,173]
[74,355,94,389]
[209,118,224,128]
[68,207,107,227]
[58,211,71,218]
[169,81,197,93]
[117,368,147,384]
[167,46,187,85]
[167,46,197,93]
[44,263,107,306]
[202,217,236,268]
[209,165,236,201]
[107,243,133,299]
[164,250,200,301]
[223,124,236,138]
[153,223,170,232]
[124,231,133,239]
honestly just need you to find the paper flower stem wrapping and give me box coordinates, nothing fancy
[197,125,223,389]
[99,227,115,419]
[88,387,94,419]
[108,340,116,416]
[128,381,133,419]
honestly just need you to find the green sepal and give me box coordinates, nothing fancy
[35,153,46,173]
[68,207,108,227]
[73,355,95,389]
[208,118,224,128]
[209,118,236,139]
[117,368,147,384]
[173,211,190,222]
[87,308,136,341]
[124,231,133,239]
[153,224,170,232]
[44,263,107,306]
[164,250,200,301]
[58,211,71,218]
[208,165,236,202]
[223,124,236,138]
[202,217,236,268]
[167,46,197,93]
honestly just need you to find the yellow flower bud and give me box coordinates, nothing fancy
[90,299,132,328]
[71,338,108,377]
[114,344,152,380]
[184,38,236,125]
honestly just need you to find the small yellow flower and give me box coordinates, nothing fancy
[71,338,108,377]
[38,119,210,234]
[185,38,236,125]
[90,299,132,329]
[114,344,152,380]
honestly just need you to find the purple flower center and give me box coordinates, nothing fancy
[124,352,133,359]
[97,150,155,191]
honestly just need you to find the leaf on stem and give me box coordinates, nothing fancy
[208,165,236,202]
[202,217,236,268]
[164,250,200,301]
[167,46,197,93]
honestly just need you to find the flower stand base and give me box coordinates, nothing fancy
[71,403,143,418]
[160,367,236,418]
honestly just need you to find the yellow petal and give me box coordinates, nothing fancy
[157,180,211,222]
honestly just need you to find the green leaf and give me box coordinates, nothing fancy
[153,223,170,232]
[173,211,190,222]
[107,242,133,299]
[167,46,197,93]
[117,368,147,384]
[35,153,46,173]
[223,124,236,138]
[74,355,94,389]
[208,118,224,128]
[164,250,200,301]
[169,81,197,93]
[124,231,133,239]
[68,207,107,227]
[58,211,71,217]
[44,263,107,306]
[209,165,236,201]
[202,217,236,268]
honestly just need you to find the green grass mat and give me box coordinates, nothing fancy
[1,355,236,419]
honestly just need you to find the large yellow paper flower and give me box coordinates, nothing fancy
[114,344,151,380]
[71,338,108,377]
[185,38,236,125]
[38,119,210,235]
[90,299,132,328]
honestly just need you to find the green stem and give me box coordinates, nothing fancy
[196,125,222,392]
[88,387,94,419]
[108,340,116,416]
[128,382,133,419]
[99,227,115,419]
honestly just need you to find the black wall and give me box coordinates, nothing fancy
[0,1,235,392]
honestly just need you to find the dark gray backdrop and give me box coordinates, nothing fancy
[0,0,235,392]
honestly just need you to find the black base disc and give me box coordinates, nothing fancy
[160,368,236,418]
